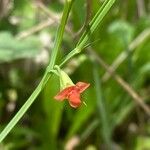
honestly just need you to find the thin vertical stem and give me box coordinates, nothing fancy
[0,0,117,142]
[93,63,112,149]
[48,0,73,68]
[77,0,115,48]
[60,0,116,67]
[0,0,73,142]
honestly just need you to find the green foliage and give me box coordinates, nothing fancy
[108,20,134,45]
[0,32,41,63]
[42,76,63,149]
[0,0,150,149]
[135,136,150,150]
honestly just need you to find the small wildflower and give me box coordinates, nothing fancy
[53,66,90,108]
[54,82,90,108]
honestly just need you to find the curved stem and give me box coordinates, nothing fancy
[0,0,116,142]
[0,0,73,142]
[0,72,50,142]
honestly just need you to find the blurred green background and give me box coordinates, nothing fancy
[0,0,150,149]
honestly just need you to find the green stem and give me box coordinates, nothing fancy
[60,0,116,67]
[77,0,108,46]
[0,0,73,142]
[0,72,50,142]
[0,0,116,142]
[77,0,115,48]
[93,63,112,149]
[48,0,74,69]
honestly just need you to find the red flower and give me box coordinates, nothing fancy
[54,82,90,108]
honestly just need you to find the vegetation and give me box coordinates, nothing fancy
[0,0,150,149]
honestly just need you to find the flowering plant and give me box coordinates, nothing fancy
[54,66,90,108]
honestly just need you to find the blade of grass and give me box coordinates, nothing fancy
[88,48,150,116]
[102,28,150,82]
[80,119,99,142]
[93,62,112,149]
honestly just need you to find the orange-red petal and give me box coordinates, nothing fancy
[54,81,90,108]
[68,90,81,108]
[54,86,75,101]
[76,82,90,93]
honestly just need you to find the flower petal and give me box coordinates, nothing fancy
[68,91,81,108]
[76,82,90,93]
[54,86,75,101]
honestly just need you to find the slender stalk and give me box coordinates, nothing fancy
[76,0,115,48]
[80,119,99,142]
[0,0,73,142]
[88,48,150,116]
[0,72,49,142]
[93,63,112,149]
[102,28,150,81]
[0,0,116,142]
[60,0,116,67]
[77,0,108,45]
[48,0,74,68]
